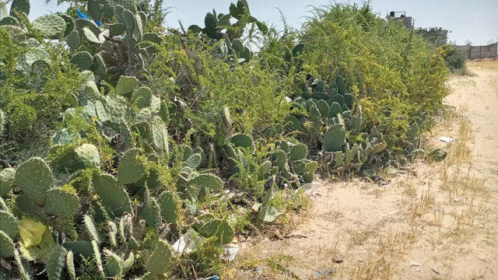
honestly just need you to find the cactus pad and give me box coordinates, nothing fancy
[132,86,152,108]
[0,168,16,196]
[71,51,93,70]
[189,174,223,191]
[44,189,79,218]
[139,197,161,229]
[104,249,123,277]
[66,251,76,280]
[145,239,172,275]
[0,230,15,258]
[9,0,30,18]
[0,211,18,239]
[116,76,139,97]
[323,124,346,152]
[150,116,169,153]
[93,173,133,217]
[75,143,101,168]
[230,133,254,151]
[290,143,308,161]
[16,157,53,206]
[46,245,67,280]
[32,15,67,39]
[84,215,100,243]
[158,191,177,224]
[118,148,146,185]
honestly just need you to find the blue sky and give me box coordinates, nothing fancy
[22,0,498,45]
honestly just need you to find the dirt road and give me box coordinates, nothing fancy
[226,60,498,280]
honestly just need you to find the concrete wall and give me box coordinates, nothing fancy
[455,43,498,60]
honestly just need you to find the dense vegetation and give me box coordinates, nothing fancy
[0,1,449,279]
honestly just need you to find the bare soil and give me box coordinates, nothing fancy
[224,60,498,280]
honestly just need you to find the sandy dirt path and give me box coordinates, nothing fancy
[225,60,498,280]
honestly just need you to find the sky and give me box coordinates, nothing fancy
[20,0,498,46]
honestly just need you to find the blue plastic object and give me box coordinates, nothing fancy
[76,9,103,27]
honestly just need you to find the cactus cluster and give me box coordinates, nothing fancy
[188,0,267,63]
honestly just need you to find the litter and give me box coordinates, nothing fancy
[438,136,454,143]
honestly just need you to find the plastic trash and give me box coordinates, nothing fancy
[438,136,454,143]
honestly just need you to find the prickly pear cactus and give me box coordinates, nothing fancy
[93,173,133,217]
[158,191,177,224]
[71,51,93,70]
[189,174,223,191]
[323,124,346,152]
[10,0,30,18]
[0,230,15,258]
[116,76,139,97]
[46,245,67,280]
[0,168,16,196]
[145,239,172,275]
[15,157,53,206]
[230,133,254,151]
[0,211,18,239]
[75,143,101,168]
[32,14,67,39]
[44,189,79,218]
[117,148,146,185]
[104,249,123,278]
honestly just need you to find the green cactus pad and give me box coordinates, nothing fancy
[75,18,101,36]
[9,0,30,18]
[81,26,102,43]
[75,143,101,168]
[93,53,107,76]
[150,116,169,153]
[46,245,67,280]
[0,16,19,26]
[107,221,118,248]
[71,51,93,71]
[118,148,146,185]
[0,211,18,239]
[66,251,76,280]
[316,99,330,118]
[16,157,53,206]
[258,160,271,179]
[145,239,172,275]
[230,133,254,151]
[92,240,106,278]
[93,173,133,217]
[189,174,223,191]
[0,168,16,196]
[84,215,100,243]
[139,197,161,229]
[44,189,79,218]
[274,149,287,170]
[87,0,102,21]
[323,124,346,152]
[116,76,139,97]
[184,153,202,170]
[109,23,125,37]
[158,191,177,224]
[198,219,221,237]
[0,230,15,258]
[32,15,67,39]
[123,252,135,273]
[59,14,75,37]
[216,220,234,244]
[290,143,308,161]
[63,241,93,259]
[132,86,152,108]
[104,249,123,277]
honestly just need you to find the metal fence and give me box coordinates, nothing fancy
[455,43,498,60]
